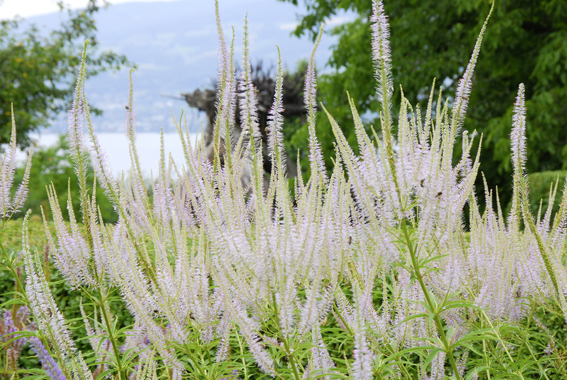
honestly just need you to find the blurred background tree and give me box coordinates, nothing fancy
[279,0,567,207]
[0,0,130,147]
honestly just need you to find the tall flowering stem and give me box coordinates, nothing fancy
[236,14,265,198]
[23,212,92,380]
[400,220,463,380]
[0,104,33,222]
[47,46,135,374]
[213,0,237,172]
[511,84,560,296]
[267,46,287,176]
[305,25,326,182]
[371,0,396,180]
[125,69,151,212]
[67,40,91,231]
[235,15,260,159]
[445,3,493,167]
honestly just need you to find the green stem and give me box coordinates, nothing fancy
[333,303,354,336]
[183,343,208,379]
[236,333,249,380]
[1,249,26,304]
[523,340,549,380]
[271,293,301,380]
[95,288,126,380]
[400,221,462,380]
[480,310,525,379]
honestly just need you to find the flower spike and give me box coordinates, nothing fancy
[267,46,286,176]
[305,25,327,183]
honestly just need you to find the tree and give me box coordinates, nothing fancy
[0,0,130,147]
[182,61,309,178]
[279,0,567,205]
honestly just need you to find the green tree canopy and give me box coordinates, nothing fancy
[280,0,567,205]
[0,0,130,147]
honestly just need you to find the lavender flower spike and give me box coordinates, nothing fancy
[509,83,527,227]
[371,0,393,131]
[352,290,373,380]
[370,0,397,177]
[67,40,93,218]
[266,46,287,174]
[449,3,493,137]
[0,105,18,217]
[510,83,562,297]
[213,0,237,167]
[305,25,327,182]
[0,104,33,219]
[510,84,527,177]
[236,15,261,156]
[67,62,86,159]
[125,69,137,142]
[0,309,26,370]
[28,336,67,380]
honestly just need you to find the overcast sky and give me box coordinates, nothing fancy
[0,0,177,19]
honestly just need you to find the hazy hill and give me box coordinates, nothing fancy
[25,0,341,133]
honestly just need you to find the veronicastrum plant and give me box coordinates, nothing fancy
[4,0,567,379]
[0,105,33,229]
[0,108,34,375]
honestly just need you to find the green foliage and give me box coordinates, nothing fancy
[2,212,567,377]
[279,0,567,207]
[0,217,133,372]
[528,170,567,219]
[13,134,118,223]
[0,0,130,147]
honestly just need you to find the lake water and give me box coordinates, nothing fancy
[18,133,201,177]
